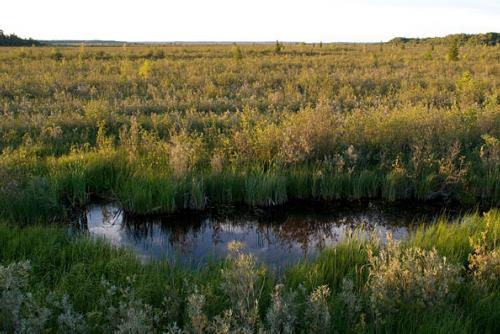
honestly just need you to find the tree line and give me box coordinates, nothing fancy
[0,30,42,46]
[389,32,499,46]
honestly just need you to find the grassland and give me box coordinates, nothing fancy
[0,39,499,332]
[0,42,499,222]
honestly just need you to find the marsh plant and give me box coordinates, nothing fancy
[468,214,500,289]
[220,241,262,331]
[303,285,332,334]
[0,261,50,333]
[367,236,462,317]
[265,284,298,334]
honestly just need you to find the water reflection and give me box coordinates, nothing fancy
[83,203,430,266]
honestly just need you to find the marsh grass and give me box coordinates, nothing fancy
[411,210,500,263]
[205,171,246,204]
[0,43,499,220]
[118,172,177,215]
[1,156,498,220]
[1,210,499,332]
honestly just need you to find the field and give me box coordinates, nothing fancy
[0,41,499,332]
[0,42,499,221]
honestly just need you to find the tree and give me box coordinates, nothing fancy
[447,41,459,61]
[232,43,243,60]
[0,29,42,46]
[51,48,63,61]
[274,40,282,54]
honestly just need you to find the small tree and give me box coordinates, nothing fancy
[447,41,459,61]
[51,48,63,61]
[139,60,153,79]
[232,43,243,60]
[274,40,282,54]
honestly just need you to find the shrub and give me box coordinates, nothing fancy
[0,261,51,333]
[447,41,459,61]
[139,59,154,79]
[168,131,206,177]
[468,218,500,289]
[186,288,209,333]
[220,241,261,331]
[367,237,462,317]
[303,285,331,334]
[275,40,282,54]
[232,44,243,61]
[266,284,298,334]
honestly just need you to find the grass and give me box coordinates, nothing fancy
[411,210,500,263]
[1,210,499,332]
[1,153,498,222]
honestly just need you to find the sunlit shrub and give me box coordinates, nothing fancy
[220,241,261,331]
[84,99,111,122]
[232,44,243,61]
[279,104,337,164]
[168,131,206,177]
[367,237,462,316]
[468,214,500,289]
[139,59,154,79]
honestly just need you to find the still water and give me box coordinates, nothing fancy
[81,202,442,267]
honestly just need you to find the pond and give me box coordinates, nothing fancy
[79,202,450,267]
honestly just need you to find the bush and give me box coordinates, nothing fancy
[447,41,459,61]
[367,237,462,317]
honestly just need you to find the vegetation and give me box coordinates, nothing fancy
[389,32,500,46]
[0,39,498,221]
[0,30,42,46]
[0,210,499,332]
[447,40,460,61]
[0,33,499,332]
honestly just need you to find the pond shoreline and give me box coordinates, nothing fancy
[82,194,486,221]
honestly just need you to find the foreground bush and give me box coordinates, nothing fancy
[367,237,462,316]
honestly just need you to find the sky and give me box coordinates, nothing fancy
[1,0,499,42]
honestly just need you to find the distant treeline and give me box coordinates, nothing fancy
[0,30,42,46]
[389,33,499,46]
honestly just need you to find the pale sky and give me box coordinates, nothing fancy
[1,0,499,42]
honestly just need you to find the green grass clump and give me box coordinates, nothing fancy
[117,172,177,215]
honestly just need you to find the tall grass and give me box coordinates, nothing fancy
[1,154,498,221]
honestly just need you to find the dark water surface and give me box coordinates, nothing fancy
[81,202,448,267]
